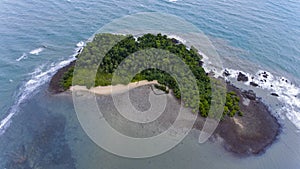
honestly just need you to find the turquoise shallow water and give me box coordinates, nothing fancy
[0,0,300,168]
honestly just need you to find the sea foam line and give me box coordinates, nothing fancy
[0,42,84,135]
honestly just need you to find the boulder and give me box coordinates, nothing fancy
[271,93,279,97]
[237,72,248,82]
[242,90,256,100]
[250,82,259,87]
[262,71,268,78]
[223,69,231,77]
[199,60,204,66]
[171,38,179,44]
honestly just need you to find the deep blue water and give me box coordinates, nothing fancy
[0,0,300,168]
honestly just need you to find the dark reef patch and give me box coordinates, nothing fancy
[214,84,280,156]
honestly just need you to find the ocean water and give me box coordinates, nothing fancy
[0,0,300,168]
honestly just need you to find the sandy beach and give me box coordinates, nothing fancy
[70,80,159,95]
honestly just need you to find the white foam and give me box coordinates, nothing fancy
[168,0,178,2]
[0,112,13,135]
[0,41,84,135]
[74,41,85,55]
[76,41,85,48]
[200,50,224,78]
[225,68,300,130]
[16,53,27,61]
[29,47,44,55]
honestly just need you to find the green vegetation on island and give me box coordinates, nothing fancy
[224,91,243,117]
[60,33,242,118]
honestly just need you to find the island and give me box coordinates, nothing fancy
[49,33,280,156]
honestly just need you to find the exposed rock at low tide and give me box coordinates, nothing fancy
[271,93,279,97]
[237,72,248,82]
[213,84,280,156]
[223,69,231,77]
[171,38,179,44]
[250,81,259,87]
[242,90,256,100]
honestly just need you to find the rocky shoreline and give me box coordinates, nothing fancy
[191,83,280,156]
[49,61,75,94]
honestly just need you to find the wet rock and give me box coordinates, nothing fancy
[171,38,179,44]
[242,90,256,100]
[237,72,248,82]
[199,60,204,66]
[250,82,259,87]
[271,93,279,97]
[223,69,231,77]
[262,72,268,78]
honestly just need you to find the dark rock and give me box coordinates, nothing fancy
[237,72,248,82]
[171,38,179,44]
[271,93,279,97]
[263,74,268,78]
[198,60,204,66]
[250,82,259,87]
[223,69,231,77]
[77,48,82,53]
[242,90,256,100]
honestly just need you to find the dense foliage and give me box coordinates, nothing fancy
[224,91,243,117]
[60,33,241,118]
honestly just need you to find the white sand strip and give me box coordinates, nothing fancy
[70,80,159,95]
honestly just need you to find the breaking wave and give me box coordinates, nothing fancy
[0,42,84,135]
